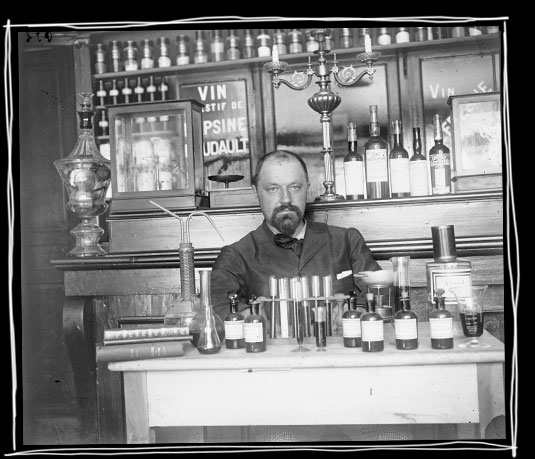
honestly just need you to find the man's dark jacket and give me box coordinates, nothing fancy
[210,220,380,319]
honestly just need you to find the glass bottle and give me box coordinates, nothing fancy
[361,293,384,352]
[108,79,119,105]
[244,296,267,353]
[395,27,411,43]
[415,27,427,42]
[305,30,319,52]
[96,80,107,107]
[226,29,241,61]
[288,29,304,54]
[157,37,172,67]
[389,120,411,198]
[429,290,454,349]
[273,29,287,55]
[394,291,418,350]
[94,43,107,74]
[342,290,362,348]
[344,122,365,200]
[196,270,223,354]
[377,27,392,45]
[256,29,271,57]
[121,77,132,104]
[426,225,472,338]
[428,113,452,195]
[323,30,334,50]
[224,293,245,349]
[158,76,169,101]
[358,28,370,47]
[134,76,145,103]
[242,29,255,58]
[176,35,191,65]
[468,25,483,36]
[146,75,157,102]
[409,127,429,197]
[339,28,354,48]
[194,30,209,64]
[210,30,225,62]
[123,40,138,71]
[140,39,154,69]
[364,105,390,199]
[450,26,466,38]
[109,40,123,72]
[97,108,109,137]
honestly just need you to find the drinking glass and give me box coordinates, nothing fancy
[450,285,489,348]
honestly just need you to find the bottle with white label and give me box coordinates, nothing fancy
[224,293,245,349]
[426,225,472,338]
[344,122,365,200]
[394,291,418,350]
[389,120,411,198]
[377,27,392,45]
[364,105,390,199]
[428,113,452,195]
[342,291,362,348]
[244,296,266,353]
[429,290,453,349]
[361,293,384,352]
[409,127,429,196]
[395,27,411,43]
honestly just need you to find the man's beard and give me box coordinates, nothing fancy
[270,204,303,235]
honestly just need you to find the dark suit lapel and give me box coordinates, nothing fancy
[299,221,327,270]
[252,220,300,268]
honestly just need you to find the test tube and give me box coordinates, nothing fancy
[323,274,333,336]
[290,277,303,343]
[300,275,312,337]
[314,300,327,351]
[269,275,278,339]
[278,277,292,338]
[311,275,321,339]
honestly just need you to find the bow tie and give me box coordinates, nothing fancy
[274,233,304,257]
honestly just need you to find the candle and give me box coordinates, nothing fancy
[364,33,372,53]
[272,44,279,63]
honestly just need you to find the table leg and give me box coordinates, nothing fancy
[124,371,154,443]
[63,296,97,441]
[477,362,506,439]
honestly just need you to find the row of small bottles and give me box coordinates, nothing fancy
[93,25,499,74]
[343,106,451,199]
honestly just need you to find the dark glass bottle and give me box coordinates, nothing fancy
[364,105,390,199]
[429,290,454,349]
[224,293,245,349]
[134,77,145,103]
[226,29,241,61]
[108,79,119,105]
[409,127,429,196]
[428,114,452,195]
[361,293,384,352]
[394,291,418,350]
[121,77,132,104]
[244,296,267,353]
[342,290,362,348]
[389,120,411,198]
[243,29,255,58]
[344,122,365,200]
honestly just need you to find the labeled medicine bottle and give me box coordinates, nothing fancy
[305,30,319,52]
[244,296,267,352]
[364,105,390,199]
[361,293,384,352]
[395,27,411,43]
[339,28,354,48]
[210,30,225,62]
[226,29,241,61]
[409,127,429,196]
[343,122,365,200]
[123,40,139,71]
[157,37,172,67]
[140,39,154,69]
[428,113,451,195]
[108,79,119,105]
[256,29,271,57]
[224,293,245,349]
[389,120,411,198]
[194,30,209,64]
[176,35,191,66]
[288,29,304,54]
[394,291,418,350]
[377,27,392,45]
[273,29,287,55]
[342,290,362,348]
[121,77,132,104]
[94,43,107,74]
[429,291,454,349]
[109,40,123,72]
[243,29,255,58]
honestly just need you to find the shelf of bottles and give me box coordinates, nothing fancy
[90,25,501,202]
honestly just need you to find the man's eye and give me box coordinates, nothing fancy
[290,185,301,191]
[267,187,278,192]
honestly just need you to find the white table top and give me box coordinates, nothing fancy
[108,323,505,372]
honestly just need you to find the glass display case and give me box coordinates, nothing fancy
[107,99,208,213]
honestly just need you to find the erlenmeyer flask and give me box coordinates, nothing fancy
[193,270,224,354]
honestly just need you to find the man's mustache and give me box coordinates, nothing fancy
[273,204,301,215]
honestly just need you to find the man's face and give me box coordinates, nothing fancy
[252,156,309,235]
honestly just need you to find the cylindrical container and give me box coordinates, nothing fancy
[323,275,333,336]
[339,28,354,48]
[269,275,278,338]
[277,277,292,338]
[391,256,410,314]
[176,35,191,66]
[94,43,107,74]
[194,30,209,64]
[123,40,138,71]
[140,39,154,69]
[210,30,225,62]
[157,37,172,67]
[273,29,287,55]
[288,29,303,54]
[300,275,312,337]
[109,40,123,72]
[377,27,392,45]
[431,225,456,262]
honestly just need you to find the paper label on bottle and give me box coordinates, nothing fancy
[342,318,362,338]
[390,158,411,193]
[224,320,244,339]
[429,317,453,339]
[141,58,154,69]
[176,56,191,65]
[394,318,418,340]
[257,46,271,57]
[429,268,472,302]
[409,160,429,196]
[244,322,264,343]
[124,60,139,71]
[361,320,384,341]
[365,149,388,182]
[344,161,365,196]
[158,56,172,67]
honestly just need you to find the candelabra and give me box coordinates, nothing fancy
[264,28,381,201]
